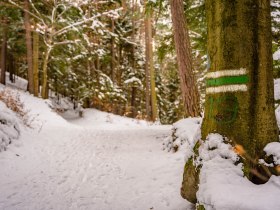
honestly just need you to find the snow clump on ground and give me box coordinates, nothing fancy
[0,96,21,152]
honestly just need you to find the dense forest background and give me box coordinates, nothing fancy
[0,0,279,124]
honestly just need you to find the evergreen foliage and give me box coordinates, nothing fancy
[0,0,278,123]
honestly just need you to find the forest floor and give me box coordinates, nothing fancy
[0,88,192,210]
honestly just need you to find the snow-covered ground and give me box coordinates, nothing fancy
[1,75,280,210]
[0,88,191,210]
[274,49,280,61]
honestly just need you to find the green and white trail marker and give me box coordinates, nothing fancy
[206,68,249,94]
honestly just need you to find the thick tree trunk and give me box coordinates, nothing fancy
[170,0,200,117]
[33,31,39,97]
[144,7,158,122]
[202,0,278,160]
[24,0,34,94]
[181,0,279,204]
[0,19,7,85]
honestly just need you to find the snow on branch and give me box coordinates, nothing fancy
[53,8,122,37]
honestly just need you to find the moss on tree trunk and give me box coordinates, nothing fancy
[181,0,279,204]
[202,0,278,162]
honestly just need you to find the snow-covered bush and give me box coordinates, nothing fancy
[0,88,31,151]
[0,101,20,152]
[163,118,201,155]
[0,89,27,122]
[47,96,84,117]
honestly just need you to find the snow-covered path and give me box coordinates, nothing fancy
[0,114,191,210]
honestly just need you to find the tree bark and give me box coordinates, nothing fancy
[202,0,278,160]
[144,5,158,121]
[144,17,151,120]
[7,53,15,83]
[111,19,116,82]
[24,0,34,94]
[0,18,7,85]
[181,0,279,204]
[33,31,39,97]
[130,0,137,118]
[41,47,51,99]
[170,0,200,117]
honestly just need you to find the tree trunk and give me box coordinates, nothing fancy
[24,0,34,94]
[144,18,151,120]
[7,53,15,83]
[111,19,116,82]
[181,0,279,204]
[130,0,137,118]
[41,47,51,99]
[170,0,200,117]
[203,0,278,161]
[0,18,7,85]
[33,31,39,97]
[144,5,158,122]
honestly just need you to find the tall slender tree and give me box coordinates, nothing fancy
[0,18,7,85]
[33,29,39,97]
[144,1,158,121]
[24,0,34,94]
[170,0,200,117]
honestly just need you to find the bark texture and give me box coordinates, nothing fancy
[42,47,51,99]
[24,0,34,94]
[144,16,151,120]
[144,6,158,122]
[33,31,39,97]
[170,0,200,117]
[202,0,278,159]
[181,0,279,204]
[111,19,116,82]
[1,18,7,85]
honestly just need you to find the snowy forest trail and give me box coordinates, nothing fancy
[0,112,190,210]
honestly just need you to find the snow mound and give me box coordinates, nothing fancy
[0,101,20,151]
[276,105,280,129]
[17,93,70,129]
[6,72,28,91]
[163,118,201,156]
[273,49,280,61]
[47,96,83,116]
[197,134,280,210]
[264,142,280,165]
[61,108,151,129]
[195,133,238,165]
[275,79,280,101]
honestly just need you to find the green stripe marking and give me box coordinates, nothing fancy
[206,75,249,87]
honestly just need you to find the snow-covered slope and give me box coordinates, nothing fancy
[0,101,20,151]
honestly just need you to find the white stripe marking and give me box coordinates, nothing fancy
[206,84,247,94]
[206,68,247,79]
